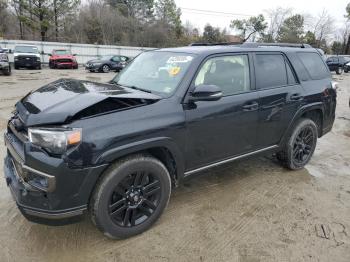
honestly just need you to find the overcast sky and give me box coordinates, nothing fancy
[175,0,349,34]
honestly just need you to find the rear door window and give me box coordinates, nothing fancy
[297,52,330,80]
[255,54,288,89]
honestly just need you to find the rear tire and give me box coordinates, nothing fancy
[277,118,318,170]
[336,67,343,75]
[90,154,171,239]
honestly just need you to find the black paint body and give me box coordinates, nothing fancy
[3,46,336,223]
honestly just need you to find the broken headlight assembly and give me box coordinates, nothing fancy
[28,128,82,155]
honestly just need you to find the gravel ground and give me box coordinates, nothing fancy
[0,68,349,262]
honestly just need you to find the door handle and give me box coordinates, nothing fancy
[242,102,259,111]
[290,93,304,101]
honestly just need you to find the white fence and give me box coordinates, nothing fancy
[0,39,155,64]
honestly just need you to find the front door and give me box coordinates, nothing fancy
[184,54,259,170]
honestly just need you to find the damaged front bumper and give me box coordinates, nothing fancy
[3,129,107,225]
[0,61,10,70]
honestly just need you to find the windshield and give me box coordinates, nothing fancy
[54,50,71,55]
[112,51,195,96]
[14,46,39,54]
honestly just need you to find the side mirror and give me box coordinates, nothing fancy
[48,53,52,56]
[73,54,77,56]
[190,84,223,102]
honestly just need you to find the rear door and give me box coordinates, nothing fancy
[254,52,303,148]
[184,53,259,170]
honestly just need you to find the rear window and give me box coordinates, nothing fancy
[297,52,329,80]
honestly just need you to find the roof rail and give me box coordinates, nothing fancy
[189,42,242,46]
[241,42,312,48]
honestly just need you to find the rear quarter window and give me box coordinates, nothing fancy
[297,52,330,80]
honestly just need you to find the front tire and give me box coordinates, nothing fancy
[3,66,11,76]
[277,118,318,170]
[336,67,343,75]
[90,154,171,239]
[101,64,110,73]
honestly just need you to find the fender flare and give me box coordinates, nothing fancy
[279,102,324,146]
[95,137,185,180]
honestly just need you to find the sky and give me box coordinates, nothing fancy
[175,0,349,34]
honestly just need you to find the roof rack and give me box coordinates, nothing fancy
[189,42,242,46]
[241,42,312,48]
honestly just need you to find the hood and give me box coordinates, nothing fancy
[87,59,110,64]
[51,54,75,60]
[14,52,40,58]
[17,79,161,126]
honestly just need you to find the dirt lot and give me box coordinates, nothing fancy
[0,68,349,262]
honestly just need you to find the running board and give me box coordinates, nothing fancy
[184,145,279,177]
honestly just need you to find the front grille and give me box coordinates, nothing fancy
[17,56,36,62]
[57,59,72,63]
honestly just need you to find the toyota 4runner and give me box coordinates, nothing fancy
[3,43,336,239]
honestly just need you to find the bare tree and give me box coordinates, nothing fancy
[264,7,292,42]
[312,10,334,48]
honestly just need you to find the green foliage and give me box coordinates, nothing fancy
[304,31,316,46]
[346,3,350,18]
[332,41,343,54]
[201,24,226,43]
[276,14,304,43]
[155,0,182,37]
[108,0,154,21]
[230,14,267,42]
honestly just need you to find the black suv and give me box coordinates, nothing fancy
[4,43,336,239]
[326,56,350,74]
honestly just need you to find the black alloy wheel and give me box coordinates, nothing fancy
[277,118,318,170]
[90,154,171,239]
[292,126,314,165]
[108,171,161,227]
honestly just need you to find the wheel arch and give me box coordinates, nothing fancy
[280,103,325,146]
[95,137,185,187]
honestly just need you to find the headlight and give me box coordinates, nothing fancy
[36,57,40,61]
[14,56,18,61]
[28,128,82,155]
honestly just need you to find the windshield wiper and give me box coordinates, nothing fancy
[112,82,152,94]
